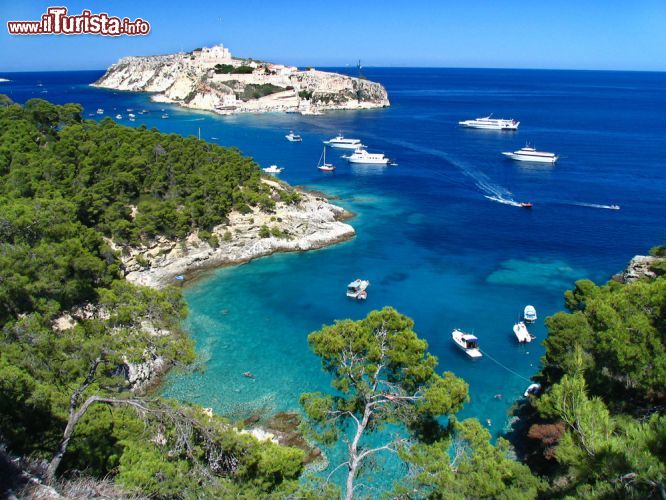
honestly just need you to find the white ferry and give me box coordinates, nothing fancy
[524,305,537,323]
[285,131,302,142]
[262,165,283,174]
[459,115,519,130]
[346,279,369,300]
[452,329,482,358]
[324,135,365,150]
[346,148,391,165]
[513,322,535,343]
[502,145,559,163]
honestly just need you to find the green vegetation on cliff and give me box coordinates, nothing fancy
[0,96,307,497]
[523,259,666,498]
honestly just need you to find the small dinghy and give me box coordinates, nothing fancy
[285,131,302,142]
[524,305,537,323]
[513,322,535,343]
[346,279,369,300]
[452,329,482,358]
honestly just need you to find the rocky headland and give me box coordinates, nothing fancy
[116,180,355,289]
[92,43,389,115]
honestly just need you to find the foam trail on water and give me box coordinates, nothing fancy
[368,136,516,200]
[569,202,621,210]
[484,195,522,207]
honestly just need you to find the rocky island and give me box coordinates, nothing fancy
[93,43,390,114]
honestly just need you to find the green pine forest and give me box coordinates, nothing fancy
[0,95,663,498]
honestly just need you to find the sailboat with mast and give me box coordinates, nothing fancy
[317,146,336,172]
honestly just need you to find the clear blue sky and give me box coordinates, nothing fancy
[1,0,665,72]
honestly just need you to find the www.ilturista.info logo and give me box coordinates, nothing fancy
[7,7,151,36]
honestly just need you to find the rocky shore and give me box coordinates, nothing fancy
[118,181,355,289]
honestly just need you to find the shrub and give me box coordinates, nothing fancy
[259,225,270,238]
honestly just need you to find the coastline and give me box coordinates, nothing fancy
[118,182,356,290]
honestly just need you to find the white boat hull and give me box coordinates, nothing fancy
[326,142,364,149]
[348,157,390,165]
[503,152,558,163]
[460,122,518,130]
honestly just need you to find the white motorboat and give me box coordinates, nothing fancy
[316,146,336,172]
[129,117,136,122]
[262,165,283,174]
[346,279,369,300]
[513,322,534,343]
[346,148,391,165]
[324,135,365,150]
[285,131,302,142]
[161,113,169,119]
[96,108,104,115]
[524,383,541,397]
[128,113,136,118]
[459,115,519,130]
[115,114,122,120]
[502,145,559,163]
[524,305,537,323]
[452,329,483,358]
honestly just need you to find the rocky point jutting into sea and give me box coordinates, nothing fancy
[116,179,355,289]
[92,43,390,114]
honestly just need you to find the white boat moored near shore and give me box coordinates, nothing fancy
[324,135,365,149]
[513,322,534,343]
[346,279,369,300]
[96,108,104,115]
[262,165,284,174]
[452,329,483,358]
[459,115,519,130]
[345,148,391,165]
[503,145,559,163]
[115,114,122,120]
[524,305,537,323]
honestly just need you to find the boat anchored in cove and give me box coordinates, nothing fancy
[285,131,302,142]
[346,279,369,300]
[345,148,392,165]
[452,329,483,358]
[524,305,537,323]
[262,165,284,174]
[513,322,535,343]
[316,146,336,172]
[324,135,365,150]
[503,145,559,164]
[459,115,519,130]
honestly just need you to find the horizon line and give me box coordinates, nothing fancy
[2,65,665,75]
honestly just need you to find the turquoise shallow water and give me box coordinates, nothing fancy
[3,68,665,490]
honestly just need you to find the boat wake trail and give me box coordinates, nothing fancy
[374,137,516,201]
[484,195,522,207]
[568,202,621,210]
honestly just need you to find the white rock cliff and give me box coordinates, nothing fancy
[92,43,390,114]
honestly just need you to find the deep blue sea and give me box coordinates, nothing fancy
[2,67,665,487]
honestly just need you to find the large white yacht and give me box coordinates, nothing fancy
[346,148,391,165]
[459,115,519,130]
[323,135,365,149]
[502,145,559,163]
